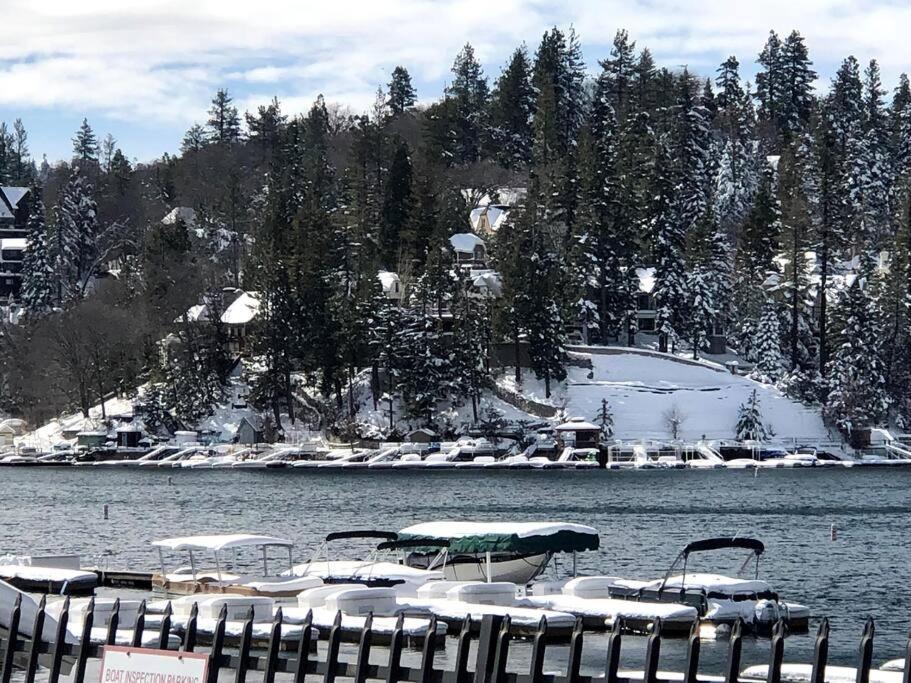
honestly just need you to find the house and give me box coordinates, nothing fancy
[555,418,601,449]
[236,415,266,445]
[406,427,438,444]
[377,271,403,300]
[0,187,29,239]
[449,233,487,267]
[0,237,26,298]
[466,187,526,235]
[635,267,657,332]
[179,289,261,355]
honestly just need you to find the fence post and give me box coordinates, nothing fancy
[384,613,404,683]
[605,617,623,683]
[323,611,343,683]
[902,627,911,683]
[529,616,548,681]
[183,603,198,653]
[491,616,512,683]
[418,616,439,683]
[206,604,228,683]
[263,607,283,683]
[1,594,23,683]
[233,606,255,683]
[293,610,313,683]
[48,596,70,683]
[452,616,472,683]
[131,600,147,648]
[766,620,786,683]
[644,619,662,683]
[352,613,373,683]
[811,618,830,683]
[105,598,120,646]
[72,598,95,683]
[855,618,875,683]
[473,614,504,683]
[683,620,701,683]
[157,602,172,651]
[23,595,46,683]
[566,617,585,683]
[724,619,744,683]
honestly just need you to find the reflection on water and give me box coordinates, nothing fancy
[2,467,909,674]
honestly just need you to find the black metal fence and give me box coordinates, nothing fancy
[0,594,903,683]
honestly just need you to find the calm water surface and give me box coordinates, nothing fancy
[1,467,908,674]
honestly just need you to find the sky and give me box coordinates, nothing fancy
[1,0,911,165]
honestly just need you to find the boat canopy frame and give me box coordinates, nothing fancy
[658,537,765,592]
[153,534,294,583]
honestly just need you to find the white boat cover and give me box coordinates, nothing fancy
[397,596,577,629]
[740,664,902,683]
[0,564,97,584]
[284,560,443,586]
[152,534,293,551]
[520,595,698,624]
[399,521,597,540]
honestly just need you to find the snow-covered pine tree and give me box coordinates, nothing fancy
[755,31,784,136]
[686,208,719,359]
[207,89,242,144]
[651,133,687,353]
[752,298,785,381]
[892,74,911,180]
[450,270,492,422]
[600,29,638,123]
[596,398,614,440]
[53,168,98,302]
[446,43,489,163]
[20,185,55,316]
[824,274,890,433]
[387,66,417,115]
[779,31,817,140]
[735,389,768,441]
[487,47,534,168]
[881,187,911,426]
[71,118,98,163]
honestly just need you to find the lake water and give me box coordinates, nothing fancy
[2,466,909,676]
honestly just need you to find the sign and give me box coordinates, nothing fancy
[100,646,209,683]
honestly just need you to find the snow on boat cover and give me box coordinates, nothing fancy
[152,534,293,551]
[396,521,600,554]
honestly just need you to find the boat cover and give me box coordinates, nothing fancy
[152,534,293,551]
[397,521,599,554]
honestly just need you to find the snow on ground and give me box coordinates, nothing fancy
[499,349,833,443]
[14,396,135,451]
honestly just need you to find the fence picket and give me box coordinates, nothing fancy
[47,596,70,683]
[566,617,585,683]
[724,619,744,683]
[491,616,511,683]
[353,613,373,683]
[130,600,147,648]
[529,616,548,682]
[183,602,198,653]
[452,616,472,683]
[1,594,23,683]
[72,597,95,683]
[157,602,172,651]
[855,618,875,683]
[418,616,439,683]
[322,611,343,683]
[811,618,830,683]
[766,620,786,683]
[22,594,47,683]
[384,613,405,683]
[644,619,663,683]
[206,603,228,683]
[605,617,623,683]
[263,607,283,683]
[105,598,120,646]
[233,606,255,683]
[293,609,313,683]
[683,620,701,683]
[473,614,503,683]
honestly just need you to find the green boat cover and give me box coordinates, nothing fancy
[396,521,600,554]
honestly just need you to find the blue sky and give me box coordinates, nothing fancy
[2,0,910,164]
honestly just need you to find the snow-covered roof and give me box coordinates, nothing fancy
[161,206,197,227]
[636,267,656,294]
[152,534,293,551]
[469,205,510,232]
[467,187,527,208]
[377,270,400,293]
[221,292,260,325]
[1,187,28,209]
[471,270,502,297]
[184,303,209,323]
[449,232,485,254]
[766,155,781,170]
[0,238,26,251]
[555,418,599,432]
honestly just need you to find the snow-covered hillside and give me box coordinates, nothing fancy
[499,349,832,442]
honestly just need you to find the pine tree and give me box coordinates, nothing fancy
[10,119,31,185]
[487,47,534,168]
[599,29,638,122]
[779,31,817,139]
[596,398,615,440]
[20,185,55,316]
[207,89,242,144]
[181,124,207,154]
[445,43,489,163]
[53,168,98,301]
[378,140,413,268]
[686,209,719,359]
[245,97,286,156]
[387,66,417,114]
[735,389,768,440]
[752,298,785,380]
[72,119,98,162]
[755,31,784,135]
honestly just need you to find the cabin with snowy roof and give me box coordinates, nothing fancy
[0,187,30,298]
[179,288,261,355]
[449,233,487,267]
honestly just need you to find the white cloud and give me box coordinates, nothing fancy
[1,0,910,133]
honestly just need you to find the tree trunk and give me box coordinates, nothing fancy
[544,372,551,399]
[284,371,295,424]
[819,236,829,378]
[790,235,800,370]
[347,366,356,418]
[513,329,522,383]
[371,364,379,410]
[659,332,668,353]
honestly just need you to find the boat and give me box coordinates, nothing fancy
[0,563,98,595]
[398,521,600,584]
[282,530,444,591]
[151,533,319,597]
[602,537,810,634]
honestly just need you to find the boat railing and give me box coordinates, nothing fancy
[0,594,890,683]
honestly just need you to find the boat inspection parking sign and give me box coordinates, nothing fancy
[100,646,208,683]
